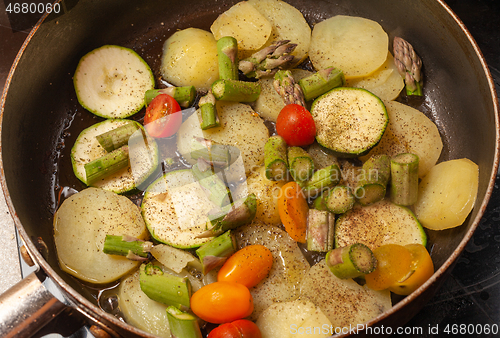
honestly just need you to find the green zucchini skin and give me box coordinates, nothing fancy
[310,87,388,157]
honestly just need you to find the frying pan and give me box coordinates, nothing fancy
[0,0,498,337]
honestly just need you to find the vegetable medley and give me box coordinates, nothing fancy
[55,0,480,337]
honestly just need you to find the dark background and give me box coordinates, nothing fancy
[1,0,499,337]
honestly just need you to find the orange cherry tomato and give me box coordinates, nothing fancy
[389,244,434,295]
[191,281,254,324]
[365,244,412,291]
[276,104,316,146]
[278,182,308,243]
[218,245,273,288]
[144,93,182,138]
[208,319,262,338]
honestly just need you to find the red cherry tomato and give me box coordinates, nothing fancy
[276,104,316,146]
[144,93,182,138]
[208,319,262,338]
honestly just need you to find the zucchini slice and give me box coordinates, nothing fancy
[141,170,215,249]
[335,199,426,250]
[71,119,159,194]
[311,87,388,156]
[74,45,154,118]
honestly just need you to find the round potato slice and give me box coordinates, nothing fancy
[211,1,272,57]
[54,187,148,284]
[346,52,405,101]
[248,0,311,65]
[309,15,388,79]
[161,28,219,91]
[414,158,479,230]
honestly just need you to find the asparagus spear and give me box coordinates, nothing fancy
[192,163,232,207]
[307,209,335,252]
[199,91,220,130]
[190,137,231,169]
[355,154,391,206]
[166,306,203,338]
[273,69,306,107]
[301,164,341,198]
[312,192,328,211]
[326,243,377,279]
[195,230,237,274]
[95,122,140,152]
[390,153,419,206]
[288,146,314,182]
[298,67,345,102]
[324,185,355,214]
[211,79,261,102]
[84,146,129,185]
[144,86,197,108]
[196,194,257,238]
[102,235,153,261]
[264,135,288,181]
[217,36,239,80]
[139,263,191,311]
[239,40,297,78]
[393,36,423,96]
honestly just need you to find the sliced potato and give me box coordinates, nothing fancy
[161,28,219,91]
[118,269,171,338]
[177,102,269,182]
[309,15,388,79]
[54,187,148,284]
[256,299,332,338]
[300,260,391,330]
[211,1,272,58]
[360,100,443,177]
[414,158,479,230]
[234,166,287,225]
[235,221,310,320]
[248,0,311,64]
[346,52,405,101]
[252,69,313,122]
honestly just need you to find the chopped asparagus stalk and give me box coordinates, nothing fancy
[211,79,261,102]
[84,146,129,185]
[195,231,237,274]
[264,135,288,181]
[324,185,355,214]
[288,146,314,182]
[390,153,419,206]
[145,86,197,108]
[301,164,341,198]
[393,36,423,96]
[139,263,191,311]
[166,306,203,338]
[102,235,153,260]
[307,209,335,252]
[199,91,219,130]
[192,163,232,207]
[95,122,141,152]
[312,192,328,211]
[197,194,257,238]
[217,36,239,80]
[326,243,377,279]
[273,69,306,107]
[239,40,297,78]
[190,137,231,168]
[355,154,391,206]
[298,67,345,102]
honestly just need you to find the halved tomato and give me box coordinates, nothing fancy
[144,93,182,138]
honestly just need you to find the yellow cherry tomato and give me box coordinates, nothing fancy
[365,244,412,291]
[389,244,434,295]
[218,245,273,288]
[191,281,254,324]
[278,182,308,243]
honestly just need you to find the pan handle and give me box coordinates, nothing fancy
[0,270,67,338]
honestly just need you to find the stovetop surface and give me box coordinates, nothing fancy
[1,0,499,337]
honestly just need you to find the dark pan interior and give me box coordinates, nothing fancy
[1,0,497,332]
